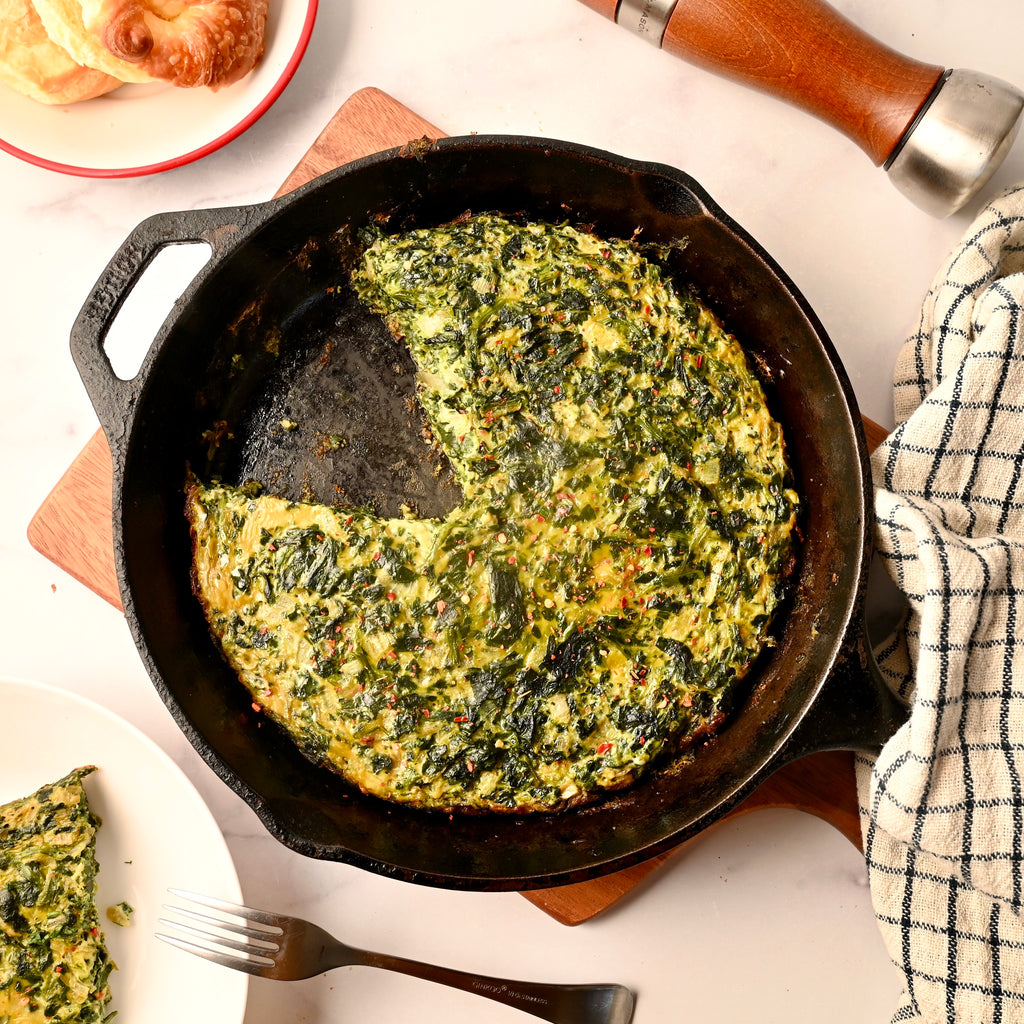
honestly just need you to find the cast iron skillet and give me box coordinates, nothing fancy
[71,136,906,891]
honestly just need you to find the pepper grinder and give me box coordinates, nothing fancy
[578,0,1024,217]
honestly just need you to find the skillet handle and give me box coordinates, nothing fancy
[70,205,258,448]
[578,0,944,166]
[778,613,910,763]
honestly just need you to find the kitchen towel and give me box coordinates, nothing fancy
[858,182,1024,1023]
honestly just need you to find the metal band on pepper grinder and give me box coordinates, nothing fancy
[616,0,679,45]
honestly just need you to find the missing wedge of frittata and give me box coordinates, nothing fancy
[186,214,800,813]
[0,768,115,1024]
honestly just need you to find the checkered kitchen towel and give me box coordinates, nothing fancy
[858,183,1024,1022]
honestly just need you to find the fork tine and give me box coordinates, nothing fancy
[162,904,280,943]
[157,915,278,956]
[168,888,285,930]
[156,932,273,977]
[158,889,286,976]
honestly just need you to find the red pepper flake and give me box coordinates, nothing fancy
[387,591,397,601]
[372,551,382,562]
[421,708,431,717]
[695,354,703,368]
[467,549,475,566]
[507,555,516,565]
[597,742,613,755]
[251,702,262,713]
[436,600,447,615]
[454,715,469,723]
[682,693,693,707]
[643,545,652,557]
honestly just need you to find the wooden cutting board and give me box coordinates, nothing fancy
[27,87,890,926]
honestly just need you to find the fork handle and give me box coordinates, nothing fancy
[346,946,634,1024]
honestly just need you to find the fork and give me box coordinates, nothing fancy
[157,889,635,1024]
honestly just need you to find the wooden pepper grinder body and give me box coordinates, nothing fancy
[578,0,943,166]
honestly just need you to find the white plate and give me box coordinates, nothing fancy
[0,0,317,177]
[0,676,247,1024]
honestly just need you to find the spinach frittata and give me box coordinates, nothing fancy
[0,768,114,1024]
[187,215,799,813]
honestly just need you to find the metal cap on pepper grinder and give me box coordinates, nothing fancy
[582,0,1024,218]
[885,69,1024,218]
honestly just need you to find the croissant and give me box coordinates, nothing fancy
[0,0,122,103]
[30,0,156,82]
[30,0,268,88]
[83,0,268,88]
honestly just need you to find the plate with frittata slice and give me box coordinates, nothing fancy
[0,677,246,1024]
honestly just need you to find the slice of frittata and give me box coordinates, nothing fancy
[0,768,115,1024]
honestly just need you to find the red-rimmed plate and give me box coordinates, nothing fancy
[0,0,317,177]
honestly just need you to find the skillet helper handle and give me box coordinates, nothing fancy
[579,0,944,166]
[70,206,255,446]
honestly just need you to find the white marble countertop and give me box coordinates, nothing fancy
[4,1,1023,1020]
